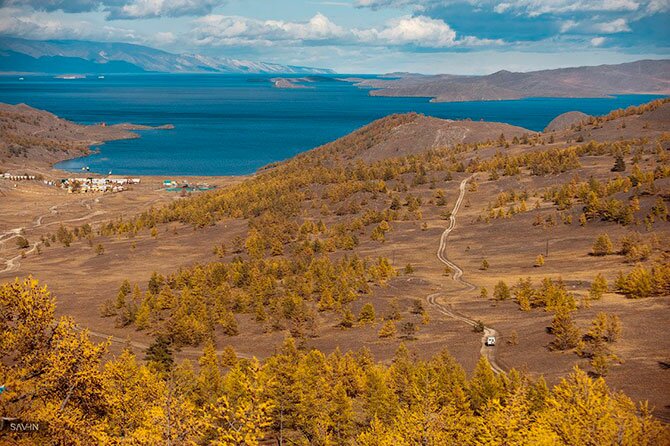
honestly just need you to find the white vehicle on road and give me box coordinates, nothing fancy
[485,336,496,346]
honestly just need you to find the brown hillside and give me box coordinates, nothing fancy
[356,115,530,163]
[0,102,171,170]
[347,59,670,102]
[299,113,531,164]
[544,111,591,132]
[1,98,669,424]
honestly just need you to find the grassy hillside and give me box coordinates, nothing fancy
[2,98,669,443]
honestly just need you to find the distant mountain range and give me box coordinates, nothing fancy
[345,60,670,102]
[0,37,335,75]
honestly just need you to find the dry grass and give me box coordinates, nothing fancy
[1,102,668,420]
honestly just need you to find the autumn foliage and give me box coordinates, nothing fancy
[0,278,667,445]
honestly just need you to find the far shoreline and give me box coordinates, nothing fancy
[0,104,251,188]
[3,92,666,182]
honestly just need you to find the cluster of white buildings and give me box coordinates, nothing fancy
[60,177,141,193]
[2,172,37,181]
[161,179,215,193]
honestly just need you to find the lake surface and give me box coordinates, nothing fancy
[0,74,663,176]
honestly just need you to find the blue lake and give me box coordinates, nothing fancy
[0,74,663,176]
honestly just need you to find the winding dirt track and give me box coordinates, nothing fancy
[0,192,254,360]
[0,198,106,275]
[1,180,502,367]
[428,176,505,374]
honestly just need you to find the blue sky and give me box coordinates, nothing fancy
[0,0,668,73]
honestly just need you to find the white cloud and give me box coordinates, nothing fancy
[354,0,420,9]
[106,0,227,20]
[265,13,346,40]
[559,19,577,32]
[494,3,512,13]
[558,17,633,35]
[192,13,346,47]
[0,0,101,13]
[152,31,176,44]
[356,0,647,16]
[592,18,631,33]
[591,36,607,46]
[192,13,502,49]
[509,0,640,17]
[3,0,661,63]
[0,0,228,19]
[646,0,670,12]
[0,8,145,42]
[355,15,457,47]
[355,15,502,48]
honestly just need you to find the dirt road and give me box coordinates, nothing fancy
[0,196,107,275]
[428,176,505,374]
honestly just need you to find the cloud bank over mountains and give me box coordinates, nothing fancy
[0,0,667,73]
[1,0,229,19]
